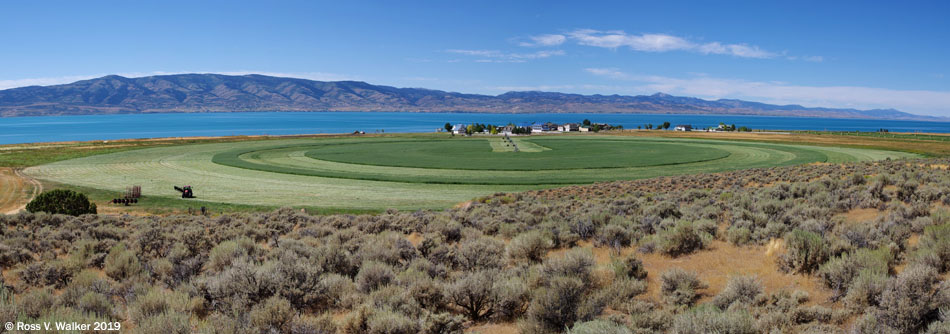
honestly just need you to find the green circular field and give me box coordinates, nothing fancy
[24,135,918,210]
[299,139,730,170]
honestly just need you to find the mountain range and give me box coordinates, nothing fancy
[0,73,940,121]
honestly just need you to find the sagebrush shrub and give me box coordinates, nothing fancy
[456,237,505,271]
[129,288,189,323]
[445,270,498,321]
[289,313,337,334]
[366,308,420,334]
[818,247,893,299]
[713,276,763,310]
[612,253,648,280]
[493,277,529,321]
[250,296,295,334]
[524,275,595,333]
[19,287,55,319]
[506,231,552,263]
[608,278,647,309]
[656,220,712,257]
[541,249,594,282]
[356,261,395,293]
[915,223,950,272]
[422,312,465,334]
[567,319,633,334]
[660,268,706,307]
[132,312,190,334]
[780,229,827,274]
[595,224,632,249]
[672,307,756,334]
[104,242,141,281]
[206,237,258,272]
[877,264,940,333]
[404,275,445,312]
[77,292,113,319]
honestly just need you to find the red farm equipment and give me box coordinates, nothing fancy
[174,186,195,198]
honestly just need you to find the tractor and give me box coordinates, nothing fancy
[174,186,195,198]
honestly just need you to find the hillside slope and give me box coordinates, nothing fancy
[0,73,939,120]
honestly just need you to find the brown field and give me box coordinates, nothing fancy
[612,129,950,156]
[0,168,39,214]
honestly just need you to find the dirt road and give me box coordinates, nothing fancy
[0,168,41,214]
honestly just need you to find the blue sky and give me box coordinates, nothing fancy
[1,0,948,116]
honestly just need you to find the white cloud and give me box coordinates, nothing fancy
[697,42,775,58]
[0,71,358,90]
[569,29,694,52]
[519,34,567,47]
[0,75,103,90]
[553,29,777,59]
[445,49,502,57]
[803,55,824,62]
[585,68,950,116]
[584,68,632,80]
[446,49,564,62]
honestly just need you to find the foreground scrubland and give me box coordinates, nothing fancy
[2,158,950,333]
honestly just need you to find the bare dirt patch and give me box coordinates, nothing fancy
[406,232,424,248]
[638,240,833,305]
[465,322,519,334]
[0,168,40,214]
[837,208,884,225]
[543,239,834,306]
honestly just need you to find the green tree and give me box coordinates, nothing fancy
[26,189,97,216]
[466,124,474,135]
[444,123,453,132]
[662,122,671,130]
[582,119,591,126]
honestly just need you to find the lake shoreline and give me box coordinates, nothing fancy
[4,111,950,145]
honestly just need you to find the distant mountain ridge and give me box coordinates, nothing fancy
[0,73,941,121]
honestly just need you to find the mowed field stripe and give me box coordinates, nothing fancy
[24,136,917,209]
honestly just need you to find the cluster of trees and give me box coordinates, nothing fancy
[638,122,671,130]
[25,189,96,216]
[582,119,620,132]
[444,122,509,135]
[717,123,752,132]
[2,157,949,333]
[510,126,532,135]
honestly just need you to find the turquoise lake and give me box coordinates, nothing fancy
[2,112,949,145]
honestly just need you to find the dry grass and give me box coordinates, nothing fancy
[0,167,38,214]
[465,322,520,334]
[406,232,423,247]
[637,240,833,305]
[613,130,950,156]
[837,208,884,225]
[543,239,834,306]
